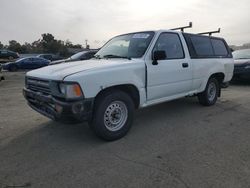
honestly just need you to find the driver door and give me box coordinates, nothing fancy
[146,32,192,101]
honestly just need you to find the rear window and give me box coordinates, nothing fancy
[184,33,231,58]
[190,36,213,56]
[211,39,228,56]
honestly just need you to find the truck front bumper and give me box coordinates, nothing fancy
[23,87,93,122]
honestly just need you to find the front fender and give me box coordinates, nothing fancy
[64,62,147,105]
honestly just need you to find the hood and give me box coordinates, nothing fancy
[26,58,136,80]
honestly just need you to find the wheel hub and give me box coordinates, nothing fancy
[207,82,216,101]
[104,101,128,131]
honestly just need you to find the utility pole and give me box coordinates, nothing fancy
[85,39,89,49]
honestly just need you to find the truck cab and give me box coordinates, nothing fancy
[23,29,234,141]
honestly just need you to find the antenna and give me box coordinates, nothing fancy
[171,22,192,32]
[197,28,221,36]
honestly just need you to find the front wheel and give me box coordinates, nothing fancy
[198,78,219,106]
[90,90,135,141]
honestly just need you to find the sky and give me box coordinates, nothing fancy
[0,0,249,48]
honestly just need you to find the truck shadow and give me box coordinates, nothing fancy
[0,96,239,159]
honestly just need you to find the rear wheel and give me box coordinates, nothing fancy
[198,77,219,106]
[90,90,134,141]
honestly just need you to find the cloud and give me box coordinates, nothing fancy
[0,0,249,47]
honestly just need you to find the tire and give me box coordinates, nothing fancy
[9,65,18,72]
[198,77,219,106]
[90,90,135,141]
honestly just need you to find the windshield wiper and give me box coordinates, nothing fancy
[103,54,131,60]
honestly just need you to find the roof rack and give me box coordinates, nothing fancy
[171,22,192,32]
[197,28,221,36]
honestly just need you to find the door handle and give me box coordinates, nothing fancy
[182,63,189,68]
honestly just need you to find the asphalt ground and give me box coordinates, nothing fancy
[0,71,250,188]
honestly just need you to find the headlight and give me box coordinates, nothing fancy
[59,82,83,98]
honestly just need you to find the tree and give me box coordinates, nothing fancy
[3,33,86,57]
[243,43,250,48]
[41,33,56,53]
[65,39,73,47]
[20,42,33,54]
[65,39,82,48]
[8,40,23,53]
[41,33,55,43]
[31,39,43,53]
[40,33,68,54]
[0,41,4,49]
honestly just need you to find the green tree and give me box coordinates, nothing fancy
[8,40,23,53]
[20,42,33,54]
[3,33,86,57]
[41,33,56,53]
[31,40,43,53]
[41,33,68,54]
[0,41,4,49]
[65,39,82,48]
[41,33,55,43]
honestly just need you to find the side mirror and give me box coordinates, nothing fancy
[152,50,166,65]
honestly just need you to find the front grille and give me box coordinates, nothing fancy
[26,77,51,95]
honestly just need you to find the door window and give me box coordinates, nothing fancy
[154,33,184,59]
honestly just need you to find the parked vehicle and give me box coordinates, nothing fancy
[232,49,250,80]
[50,50,98,65]
[37,54,63,61]
[0,49,19,63]
[2,57,50,71]
[23,27,234,141]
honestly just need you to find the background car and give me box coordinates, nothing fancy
[37,54,63,61]
[232,49,250,80]
[2,57,50,71]
[0,49,19,61]
[50,50,98,65]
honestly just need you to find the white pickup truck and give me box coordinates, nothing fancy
[23,29,234,140]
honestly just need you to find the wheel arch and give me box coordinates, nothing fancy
[210,72,225,84]
[94,84,140,109]
[200,72,225,97]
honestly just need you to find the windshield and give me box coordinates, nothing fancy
[232,49,250,59]
[95,32,154,59]
[70,51,86,60]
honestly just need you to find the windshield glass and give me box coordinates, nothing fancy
[95,32,154,59]
[232,49,250,59]
[70,51,86,60]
